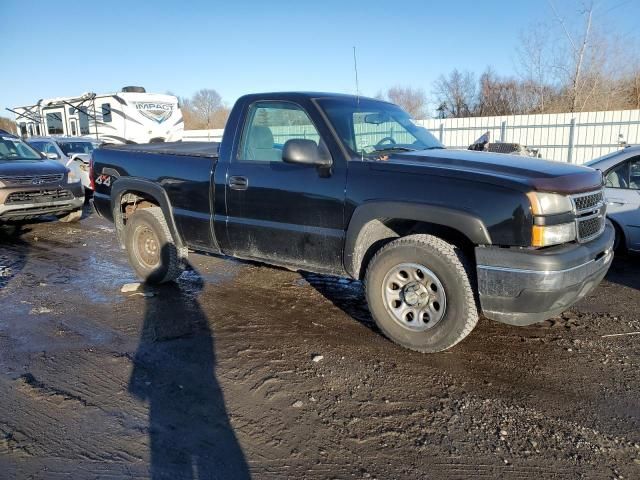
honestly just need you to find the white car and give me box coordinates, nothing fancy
[27,137,98,192]
[586,146,640,253]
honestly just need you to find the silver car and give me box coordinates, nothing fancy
[586,146,640,252]
[27,136,98,192]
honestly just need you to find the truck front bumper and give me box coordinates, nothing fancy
[476,222,615,326]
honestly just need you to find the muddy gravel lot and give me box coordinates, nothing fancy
[0,209,638,479]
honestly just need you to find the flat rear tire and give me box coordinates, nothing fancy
[124,207,186,284]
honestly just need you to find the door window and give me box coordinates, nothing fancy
[605,162,629,189]
[630,158,640,190]
[45,143,59,157]
[238,102,320,162]
[46,112,64,135]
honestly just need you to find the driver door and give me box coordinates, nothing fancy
[223,100,347,272]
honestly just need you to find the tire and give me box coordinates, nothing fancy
[58,209,82,223]
[124,207,187,284]
[612,222,626,254]
[365,234,479,353]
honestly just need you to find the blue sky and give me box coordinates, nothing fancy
[1,0,639,117]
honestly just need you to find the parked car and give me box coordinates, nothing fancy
[27,136,96,192]
[0,130,84,223]
[586,146,640,252]
[92,92,613,353]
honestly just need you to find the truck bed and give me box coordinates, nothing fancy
[103,141,219,158]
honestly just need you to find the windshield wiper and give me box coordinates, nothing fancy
[373,146,416,153]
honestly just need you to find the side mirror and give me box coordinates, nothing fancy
[46,152,60,160]
[282,139,332,167]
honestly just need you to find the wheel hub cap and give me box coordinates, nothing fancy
[402,282,429,307]
[382,263,447,332]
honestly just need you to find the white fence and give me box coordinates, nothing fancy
[183,108,640,165]
[183,129,224,142]
[420,110,640,165]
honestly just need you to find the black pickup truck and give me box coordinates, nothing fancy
[92,92,614,352]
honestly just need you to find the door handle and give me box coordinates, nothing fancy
[228,176,249,191]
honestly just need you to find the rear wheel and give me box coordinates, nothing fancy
[365,234,479,353]
[124,207,187,284]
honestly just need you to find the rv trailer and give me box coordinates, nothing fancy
[9,86,184,144]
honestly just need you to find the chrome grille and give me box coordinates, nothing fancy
[573,190,604,213]
[0,174,64,186]
[6,189,73,205]
[578,216,604,241]
[571,189,606,242]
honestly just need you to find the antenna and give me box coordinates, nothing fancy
[353,46,360,105]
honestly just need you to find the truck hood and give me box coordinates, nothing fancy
[383,148,603,194]
[0,159,67,177]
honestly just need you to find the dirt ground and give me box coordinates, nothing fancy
[0,209,638,479]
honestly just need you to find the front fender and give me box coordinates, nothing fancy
[343,201,491,278]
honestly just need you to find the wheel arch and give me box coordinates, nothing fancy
[110,177,184,249]
[344,202,491,279]
[608,216,627,252]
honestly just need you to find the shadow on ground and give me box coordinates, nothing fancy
[300,271,378,331]
[604,254,640,290]
[128,263,250,479]
[0,225,29,290]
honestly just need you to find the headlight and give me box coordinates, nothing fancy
[532,223,576,247]
[527,192,573,215]
[67,168,81,184]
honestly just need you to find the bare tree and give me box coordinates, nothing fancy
[190,89,229,129]
[432,70,476,118]
[378,86,428,118]
[516,1,629,113]
[0,116,17,134]
[476,69,522,116]
[516,22,556,113]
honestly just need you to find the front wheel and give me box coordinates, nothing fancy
[365,234,479,353]
[124,207,187,284]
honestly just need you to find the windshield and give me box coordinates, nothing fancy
[58,141,95,155]
[317,98,443,158]
[0,135,43,160]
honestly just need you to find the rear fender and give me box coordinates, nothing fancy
[110,177,185,249]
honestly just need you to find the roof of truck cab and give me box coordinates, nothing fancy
[238,91,392,104]
[102,141,219,158]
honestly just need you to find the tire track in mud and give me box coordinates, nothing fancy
[1,215,639,479]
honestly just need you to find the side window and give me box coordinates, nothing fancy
[605,162,629,189]
[78,107,90,135]
[102,103,112,123]
[238,101,320,162]
[46,112,64,135]
[45,143,59,157]
[629,157,640,190]
[19,122,27,136]
[29,141,45,153]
